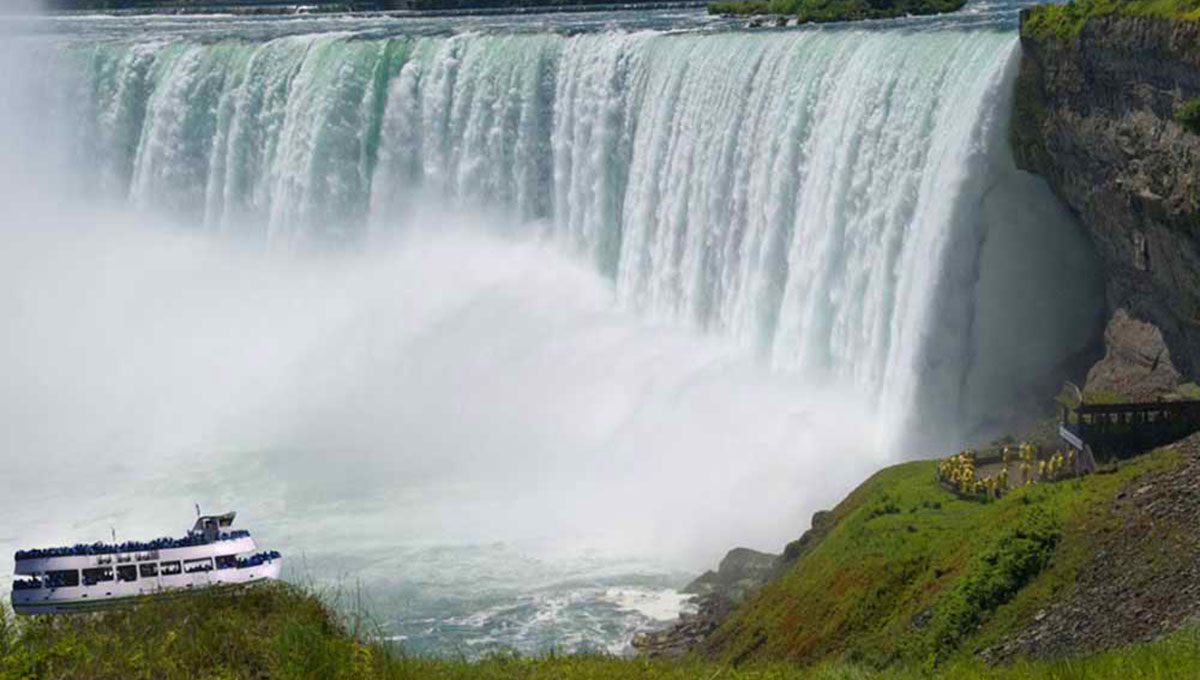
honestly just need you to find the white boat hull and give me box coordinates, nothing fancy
[12,559,283,615]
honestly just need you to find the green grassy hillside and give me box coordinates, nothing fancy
[705,445,1187,668]
[4,581,1200,678]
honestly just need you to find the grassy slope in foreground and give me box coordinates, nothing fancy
[706,443,1189,667]
[1022,0,1200,40]
[3,582,1200,679]
[707,0,965,23]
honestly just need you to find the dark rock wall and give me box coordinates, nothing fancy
[1012,14,1200,380]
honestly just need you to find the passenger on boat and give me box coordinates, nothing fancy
[14,530,250,561]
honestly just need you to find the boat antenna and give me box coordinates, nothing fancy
[195,503,201,518]
[110,526,116,544]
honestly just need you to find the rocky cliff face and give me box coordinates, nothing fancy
[1012,14,1200,381]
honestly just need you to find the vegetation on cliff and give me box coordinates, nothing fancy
[1022,0,1200,40]
[704,443,1191,668]
[4,580,1200,679]
[707,0,963,21]
[1177,98,1200,134]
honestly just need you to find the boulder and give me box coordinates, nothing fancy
[1085,308,1182,399]
[683,547,778,602]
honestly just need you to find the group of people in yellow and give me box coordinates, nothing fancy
[938,443,1077,499]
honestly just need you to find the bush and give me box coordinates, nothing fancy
[866,494,902,520]
[1176,99,1200,135]
[927,507,1061,659]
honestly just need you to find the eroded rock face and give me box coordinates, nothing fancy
[1085,308,1181,398]
[1012,15,1200,380]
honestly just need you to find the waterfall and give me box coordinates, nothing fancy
[50,25,1098,452]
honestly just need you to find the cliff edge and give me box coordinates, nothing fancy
[1011,8,1200,381]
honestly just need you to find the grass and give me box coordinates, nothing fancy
[1021,0,1200,41]
[704,444,1185,668]
[707,0,965,22]
[0,582,386,680]
[4,582,1200,678]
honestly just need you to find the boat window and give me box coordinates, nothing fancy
[81,567,114,585]
[139,563,158,578]
[184,558,213,574]
[160,561,181,576]
[215,555,237,570]
[46,570,79,588]
[116,565,137,582]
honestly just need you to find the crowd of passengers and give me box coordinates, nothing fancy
[14,530,250,561]
[238,551,282,569]
[12,550,281,590]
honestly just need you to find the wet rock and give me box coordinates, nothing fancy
[682,547,778,602]
[637,547,779,659]
[1085,309,1181,399]
[631,594,735,659]
[781,509,834,564]
[1013,14,1200,380]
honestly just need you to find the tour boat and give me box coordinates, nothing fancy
[10,512,282,615]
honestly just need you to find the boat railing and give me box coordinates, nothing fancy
[14,529,251,561]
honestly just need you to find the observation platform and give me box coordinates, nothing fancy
[1058,397,1200,460]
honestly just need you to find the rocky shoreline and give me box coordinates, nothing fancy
[633,510,837,658]
[632,547,778,659]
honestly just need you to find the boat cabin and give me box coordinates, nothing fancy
[10,512,282,615]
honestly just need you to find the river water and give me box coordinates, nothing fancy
[0,0,1099,655]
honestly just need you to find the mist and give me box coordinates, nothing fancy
[0,207,886,561]
[0,25,885,582]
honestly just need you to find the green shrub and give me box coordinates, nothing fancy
[708,0,771,13]
[1176,98,1200,134]
[926,507,1061,659]
[866,494,903,520]
[1023,0,1200,41]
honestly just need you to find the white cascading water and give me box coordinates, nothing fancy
[59,28,1097,450]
